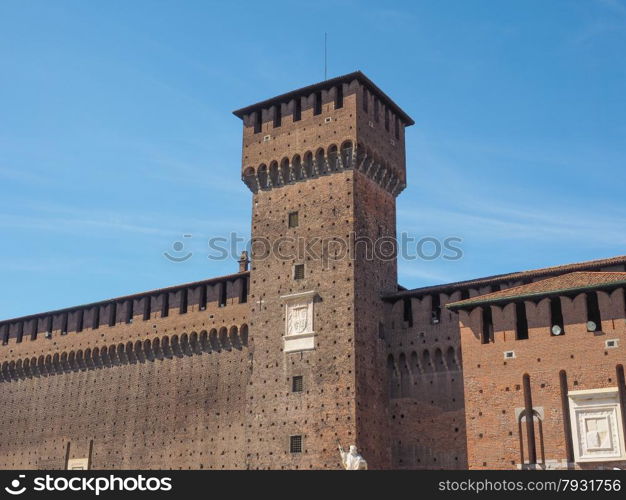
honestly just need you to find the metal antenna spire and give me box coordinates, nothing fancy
[324,32,328,80]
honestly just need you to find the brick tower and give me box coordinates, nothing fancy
[233,72,414,469]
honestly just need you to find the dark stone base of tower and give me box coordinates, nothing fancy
[2,72,625,470]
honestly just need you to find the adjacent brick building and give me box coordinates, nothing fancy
[448,271,626,469]
[0,71,624,470]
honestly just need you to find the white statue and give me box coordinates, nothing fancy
[338,444,368,470]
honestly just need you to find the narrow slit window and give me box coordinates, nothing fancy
[586,292,602,331]
[46,315,53,337]
[239,276,248,304]
[288,211,299,228]
[61,313,68,335]
[290,435,302,453]
[481,306,493,344]
[403,298,413,327]
[293,98,301,122]
[273,104,281,128]
[199,286,207,311]
[314,91,322,115]
[335,85,343,109]
[143,297,152,321]
[254,110,262,134]
[549,297,564,335]
[431,294,441,324]
[125,300,133,324]
[516,302,529,340]
[522,373,537,465]
[92,307,100,330]
[384,108,390,131]
[1,324,8,345]
[294,264,305,280]
[559,370,575,463]
[161,294,169,318]
[31,319,38,340]
[292,376,303,393]
[16,322,23,343]
[76,309,84,333]
[180,288,188,314]
[108,302,117,327]
[363,89,369,112]
[219,282,227,307]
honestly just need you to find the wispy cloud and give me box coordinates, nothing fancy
[141,152,245,195]
[398,131,626,250]
[397,263,461,284]
[0,196,250,241]
[399,192,626,245]
[0,212,173,237]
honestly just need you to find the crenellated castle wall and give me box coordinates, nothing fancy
[0,273,251,469]
[383,259,626,469]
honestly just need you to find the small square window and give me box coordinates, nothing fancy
[288,211,299,228]
[292,376,303,393]
[294,264,304,280]
[290,435,302,453]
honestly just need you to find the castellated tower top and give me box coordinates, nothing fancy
[233,71,414,197]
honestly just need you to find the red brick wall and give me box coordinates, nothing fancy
[352,172,397,469]
[384,292,467,469]
[0,280,250,469]
[241,77,407,469]
[245,171,358,469]
[460,288,626,469]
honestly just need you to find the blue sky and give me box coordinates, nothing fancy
[1,0,625,318]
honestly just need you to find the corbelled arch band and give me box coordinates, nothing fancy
[242,141,406,196]
[386,346,462,399]
[0,324,249,383]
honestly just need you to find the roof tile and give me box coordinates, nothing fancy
[386,254,626,300]
[447,271,626,309]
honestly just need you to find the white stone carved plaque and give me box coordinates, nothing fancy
[568,388,626,463]
[281,290,316,353]
[290,306,309,335]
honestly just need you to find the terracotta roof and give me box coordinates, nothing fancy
[385,255,626,301]
[447,271,626,310]
[232,70,415,126]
